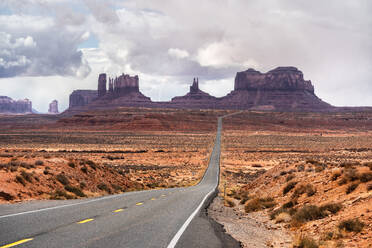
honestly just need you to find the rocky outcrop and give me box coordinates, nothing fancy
[0,96,32,114]
[48,100,59,114]
[171,78,217,103]
[69,90,97,108]
[221,67,331,111]
[67,67,335,112]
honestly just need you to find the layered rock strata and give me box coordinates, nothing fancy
[0,96,32,114]
[48,100,59,114]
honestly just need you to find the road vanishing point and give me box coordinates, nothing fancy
[0,114,240,248]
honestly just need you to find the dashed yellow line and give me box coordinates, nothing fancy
[77,218,94,224]
[136,202,143,206]
[113,209,124,213]
[161,194,166,197]
[0,238,33,248]
[151,198,156,200]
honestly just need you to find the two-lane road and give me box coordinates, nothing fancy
[0,115,240,248]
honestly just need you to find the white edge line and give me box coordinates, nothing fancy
[166,186,216,248]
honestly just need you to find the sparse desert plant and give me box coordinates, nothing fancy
[224,198,236,207]
[67,162,75,168]
[20,170,33,183]
[292,205,325,224]
[50,190,75,200]
[343,168,359,181]
[293,236,318,248]
[286,174,295,182]
[297,164,305,172]
[346,183,358,194]
[245,197,275,213]
[275,212,291,223]
[338,218,364,233]
[86,160,97,170]
[111,184,123,192]
[35,160,44,166]
[81,166,88,174]
[15,175,26,186]
[56,173,69,185]
[367,184,372,191]
[338,178,347,186]
[80,181,87,189]
[332,172,342,181]
[319,203,342,214]
[292,184,316,198]
[283,181,297,195]
[359,172,372,182]
[97,183,111,193]
[64,185,86,197]
[0,191,14,201]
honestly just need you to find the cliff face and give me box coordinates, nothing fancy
[222,67,331,111]
[69,90,97,108]
[0,96,32,114]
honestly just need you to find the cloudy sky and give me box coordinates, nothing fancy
[0,0,371,112]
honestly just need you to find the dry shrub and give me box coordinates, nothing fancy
[359,172,372,183]
[275,212,291,223]
[225,198,236,208]
[245,197,275,213]
[97,183,111,193]
[367,184,372,191]
[286,174,295,182]
[15,175,26,186]
[68,162,75,168]
[338,178,347,186]
[338,218,364,233]
[346,183,359,194]
[0,191,14,201]
[292,184,316,198]
[56,173,69,185]
[293,236,318,248]
[35,160,44,166]
[20,170,33,183]
[283,181,297,195]
[331,172,342,181]
[343,168,359,181]
[292,203,342,226]
[50,190,75,200]
[64,185,86,197]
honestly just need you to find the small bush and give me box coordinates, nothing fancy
[338,178,347,186]
[86,160,97,170]
[338,218,364,233]
[80,181,87,189]
[286,174,295,182]
[346,183,358,194]
[21,170,33,182]
[367,184,372,191]
[280,171,287,176]
[15,175,26,186]
[331,172,341,181]
[297,164,305,172]
[43,169,49,175]
[359,172,372,183]
[292,205,325,223]
[81,166,88,174]
[97,183,111,193]
[111,184,123,192]
[64,185,86,197]
[344,169,359,181]
[56,173,69,185]
[294,236,318,248]
[245,197,276,213]
[35,160,44,166]
[50,190,75,200]
[292,184,316,198]
[67,162,75,168]
[0,191,14,201]
[319,203,342,214]
[225,198,236,207]
[283,181,297,195]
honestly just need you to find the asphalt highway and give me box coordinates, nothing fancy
[0,115,239,248]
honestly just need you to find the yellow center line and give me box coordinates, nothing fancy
[0,238,34,248]
[77,218,94,224]
[113,209,124,213]
[136,202,143,206]
[161,194,166,197]
[151,198,156,200]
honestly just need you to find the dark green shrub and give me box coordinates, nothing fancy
[67,162,75,168]
[81,166,88,174]
[15,175,26,186]
[35,160,44,166]
[21,170,33,182]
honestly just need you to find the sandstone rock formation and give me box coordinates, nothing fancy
[48,100,59,114]
[171,78,217,107]
[220,67,331,111]
[0,96,32,114]
[69,90,97,108]
[67,67,335,112]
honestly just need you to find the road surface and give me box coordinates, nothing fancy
[0,115,240,248]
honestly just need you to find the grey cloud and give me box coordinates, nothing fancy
[0,14,91,78]
[83,0,119,24]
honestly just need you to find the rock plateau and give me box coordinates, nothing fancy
[0,96,32,114]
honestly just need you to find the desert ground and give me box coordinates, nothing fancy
[217,111,372,248]
[1,108,371,248]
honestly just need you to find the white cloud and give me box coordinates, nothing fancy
[168,48,189,59]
